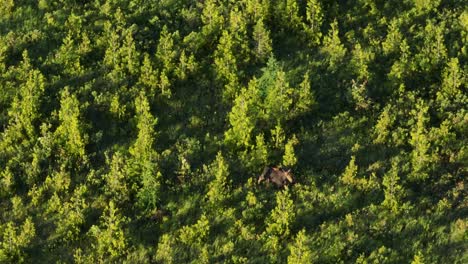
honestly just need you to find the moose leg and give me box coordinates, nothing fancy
[258,166,271,184]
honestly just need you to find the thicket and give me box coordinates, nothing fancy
[0,0,466,263]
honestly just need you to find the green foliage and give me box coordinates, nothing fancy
[416,20,447,72]
[103,24,140,83]
[265,189,295,238]
[104,152,130,203]
[215,30,239,101]
[264,69,294,123]
[55,87,87,162]
[411,251,425,264]
[129,92,161,210]
[373,104,395,144]
[437,57,466,111]
[249,134,269,169]
[130,92,157,163]
[225,78,260,148]
[244,0,269,22]
[275,0,302,31]
[156,26,178,71]
[0,1,465,263]
[350,43,374,81]
[55,32,85,76]
[321,20,346,71]
[155,234,175,264]
[288,229,314,264]
[382,158,404,212]
[88,201,127,261]
[388,39,413,82]
[206,152,231,205]
[409,101,433,181]
[53,185,87,243]
[263,189,295,262]
[283,135,299,167]
[138,53,159,96]
[340,156,358,186]
[201,0,224,35]
[155,26,180,98]
[349,79,372,110]
[413,0,441,15]
[1,52,44,146]
[179,214,210,246]
[305,0,323,45]
[0,0,14,20]
[271,122,286,149]
[0,217,35,263]
[252,19,273,62]
[294,72,316,116]
[382,19,403,55]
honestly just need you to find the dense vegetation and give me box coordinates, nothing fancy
[0,0,467,263]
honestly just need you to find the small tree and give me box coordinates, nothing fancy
[55,32,84,76]
[283,135,299,168]
[437,58,464,111]
[350,43,374,81]
[89,201,127,261]
[263,189,295,262]
[214,30,239,101]
[156,26,178,71]
[252,19,272,62]
[245,0,269,21]
[293,72,316,117]
[138,53,159,96]
[382,19,403,55]
[0,217,36,263]
[55,87,87,160]
[247,134,269,170]
[340,156,358,186]
[225,78,261,149]
[264,70,293,123]
[382,158,404,212]
[373,104,395,144]
[130,92,157,164]
[288,229,314,264]
[321,20,346,71]
[0,0,14,20]
[265,189,295,238]
[2,51,44,142]
[270,122,286,150]
[417,21,446,72]
[201,0,224,35]
[129,92,161,210]
[305,0,323,45]
[276,0,302,30]
[104,152,129,203]
[155,234,175,264]
[206,152,230,206]
[411,251,425,264]
[179,214,211,259]
[409,101,433,181]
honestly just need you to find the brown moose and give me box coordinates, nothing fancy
[257,166,295,188]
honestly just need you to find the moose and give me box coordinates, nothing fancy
[257,166,295,188]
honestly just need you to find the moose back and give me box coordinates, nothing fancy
[257,166,295,188]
